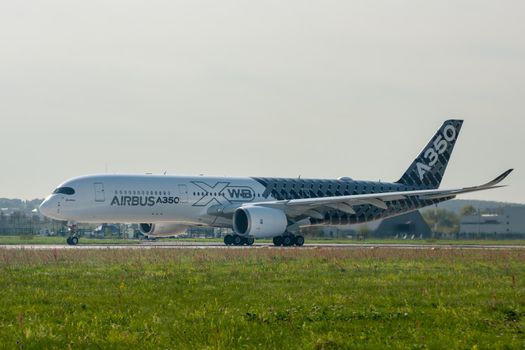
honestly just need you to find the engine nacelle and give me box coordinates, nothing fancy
[233,206,287,238]
[139,223,189,237]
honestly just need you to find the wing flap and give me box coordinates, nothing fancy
[352,198,388,210]
[326,203,357,215]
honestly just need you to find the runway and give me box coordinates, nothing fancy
[1,242,524,250]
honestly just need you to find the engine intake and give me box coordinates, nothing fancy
[233,206,287,238]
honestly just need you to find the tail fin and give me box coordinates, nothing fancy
[397,119,463,189]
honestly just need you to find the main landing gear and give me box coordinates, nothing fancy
[66,224,79,246]
[66,236,79,245]
[222,234,305,247]
[273,234,305,247]
[223,234,254,246]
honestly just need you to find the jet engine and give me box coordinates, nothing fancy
[233,206,287,238]
[138,223,189,237]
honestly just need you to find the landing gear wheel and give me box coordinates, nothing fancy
[67,236,79,246]
[283,236,294,247]
[246,237,255,246]
[224,234,234,246]
[66,223,78,246]
[273,236,283,246]
[294,235,305,246]
[233,235,243,246]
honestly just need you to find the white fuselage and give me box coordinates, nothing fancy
[39,174,273,227]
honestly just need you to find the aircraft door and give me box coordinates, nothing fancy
[178,184,188,203]
[94,182,105,202]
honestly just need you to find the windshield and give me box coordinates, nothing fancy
[53,187,75,195]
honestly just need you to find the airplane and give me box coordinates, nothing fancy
[39,120,513,246]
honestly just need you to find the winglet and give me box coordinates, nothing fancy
[445,168,515,198]
[481,168,514,188]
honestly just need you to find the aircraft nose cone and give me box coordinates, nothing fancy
[39,198,53,218]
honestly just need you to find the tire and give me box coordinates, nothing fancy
[71,236,79,245]
[246,237,255,246]
[66,237,72,245]
[283,236,293,247]
[233,235,243,246]
[273,236,283,246]
[224,234,234,246]
[295,235,305,246]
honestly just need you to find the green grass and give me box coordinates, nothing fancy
[0,248,523,349]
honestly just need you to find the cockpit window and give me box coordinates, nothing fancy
[53,187,75,195]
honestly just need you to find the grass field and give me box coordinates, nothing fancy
[0,248,524,349]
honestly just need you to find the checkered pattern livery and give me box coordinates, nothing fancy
[252,176,454,225]
[397,119,463,189]
[251,120,465,226]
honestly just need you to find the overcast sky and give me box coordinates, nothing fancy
[1,0,523,202]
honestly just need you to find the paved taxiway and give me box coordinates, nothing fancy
[1,242,524,250]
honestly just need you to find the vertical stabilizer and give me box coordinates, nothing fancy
[397,119,463,189]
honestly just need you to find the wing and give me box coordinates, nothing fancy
[241,169,514,219]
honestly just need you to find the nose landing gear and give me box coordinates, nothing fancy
[66,224,79,246]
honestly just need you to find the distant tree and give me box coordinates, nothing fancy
[483,207,505,215]
[357,226,371,240]
[31,214,41,224]
[0,198,24,210]
[460,205,477,217]
[301,226,324,238]
[26,199,45,211]
[9,211,26,226]
[422,208,459,234]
